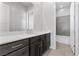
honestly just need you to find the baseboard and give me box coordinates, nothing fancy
[56,35,70,45]
[49,46,56,49]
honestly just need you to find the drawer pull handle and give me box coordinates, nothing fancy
[12,44,23,48]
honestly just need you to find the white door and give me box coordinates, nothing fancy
[70,2,75,53]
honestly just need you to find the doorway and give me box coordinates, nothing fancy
[56,2,75,55]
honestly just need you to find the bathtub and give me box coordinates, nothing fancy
[56,35,70,45]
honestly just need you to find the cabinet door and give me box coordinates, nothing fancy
[30,41,40,56]
[6,46,29,56]
[42,39,48,53]
[46,33,50,43]
[39,41,43,56]
[40,34,47,54]
[45,33,50,49]
[40,33,50,54]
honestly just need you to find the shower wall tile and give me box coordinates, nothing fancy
[56,15,70,36]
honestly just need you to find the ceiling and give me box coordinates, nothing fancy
[56,2,71,10]
[3,2,34,10]
[20,2,34,9]
[3,2,71,11]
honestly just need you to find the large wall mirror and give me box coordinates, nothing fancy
[0,2,34,33]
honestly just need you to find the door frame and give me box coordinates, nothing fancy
[74,2,79,56]
[70,2,75,54]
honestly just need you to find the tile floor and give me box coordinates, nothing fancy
[43,42,74,56]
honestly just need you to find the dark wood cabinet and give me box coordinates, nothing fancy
[29,36,40,56]
[7,46,29,56]
[40,33,50,55]
[0,33,50,56]
[40,34,47,54]
[29,33,50,56]
[30,41,40,56]
[45,33,50,50]
[0,39,29,56]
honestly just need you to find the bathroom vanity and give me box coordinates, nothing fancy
[0,31,50,56]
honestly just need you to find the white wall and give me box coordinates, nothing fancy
[33,3,43,31]
[70,2,75,53]
[0,3,9,32]
[74,2,79,55]
[78,3,79,55]
[56,8,70,17]
[34,2,56,49]
[42,3,56,49]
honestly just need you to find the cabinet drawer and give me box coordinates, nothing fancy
[0,39,29,56]
[29,36,40,44]
[7,46,29,56]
